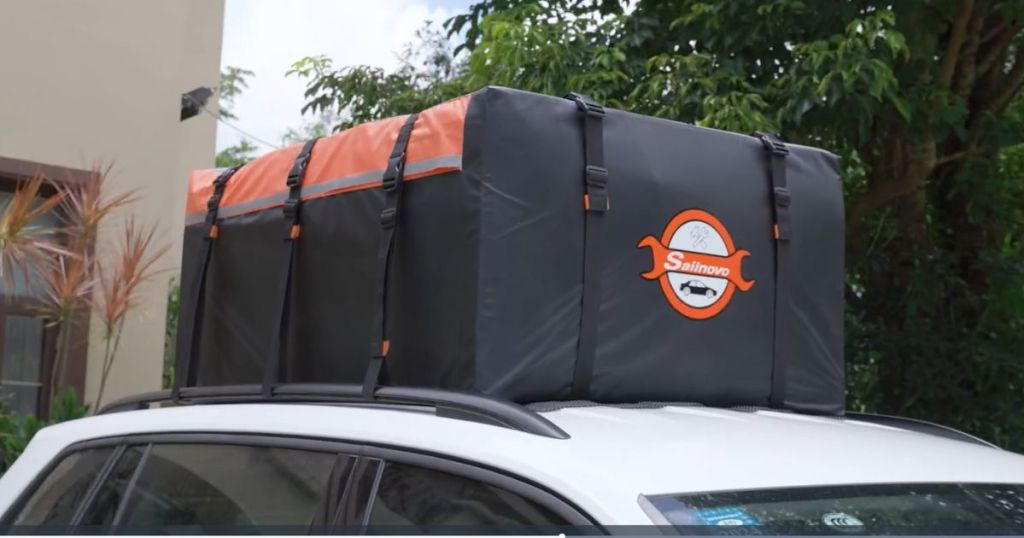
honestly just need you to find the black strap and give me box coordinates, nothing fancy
[566,92,608,400]
[362,114,419,398]
[263,138,320,397]
[753,131,791,408]
[171,165,242,401]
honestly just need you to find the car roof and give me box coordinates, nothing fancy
[5,403,1024,525]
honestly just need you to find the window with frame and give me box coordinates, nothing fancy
[0,157,94,417]
[0,191,61,416]
[365,460,569,529]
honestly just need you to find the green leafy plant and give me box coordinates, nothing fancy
[0,389,89,474]
[163,277,179,390]
[292,0,1024,449]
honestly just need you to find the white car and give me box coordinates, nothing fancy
[1,385,1023,533]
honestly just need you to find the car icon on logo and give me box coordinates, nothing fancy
[680,280,717,298]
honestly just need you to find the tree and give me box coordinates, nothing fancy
[280,112,341,146]
[215,139,258,168]
[291,2,1024,448]
[218,66,254,121]
[288,22,471,129]
[215,66,259,167]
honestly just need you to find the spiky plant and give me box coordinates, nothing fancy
[36,254,95,401]
[93,218,168,408]
[0,175,67,293]
[59,163,136,253]
[34,164,135,409]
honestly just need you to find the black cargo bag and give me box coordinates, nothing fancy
[174,86,845,414]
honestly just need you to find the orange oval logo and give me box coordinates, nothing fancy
[637,209,755,319]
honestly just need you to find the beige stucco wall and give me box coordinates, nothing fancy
[0,0,225,407]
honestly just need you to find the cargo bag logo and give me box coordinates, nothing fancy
[637,209,754,319]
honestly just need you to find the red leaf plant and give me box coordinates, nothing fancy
[92,218,168,408]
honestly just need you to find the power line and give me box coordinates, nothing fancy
[183,90,282,151]
[199,103,282,151]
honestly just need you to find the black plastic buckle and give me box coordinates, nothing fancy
[585,165,608,187]
[585,166,610,212]
[380,207,397,229]
[566,92,605,117]
[773,187,792,208]
[754,131,789,156]
[212,165,239,188]
[206,193,222,211]
[381,154,405,192]
[282,197,300,220]
[289,152,312,183]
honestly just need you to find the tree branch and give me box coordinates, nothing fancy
[953,0,990,98]
[939,0,976,88]
[992,46,1024,113]
[935,146,986,165]
[975,20,1021,79]
[980,19,1009,45]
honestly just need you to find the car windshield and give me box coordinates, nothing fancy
[641,483,1024,535]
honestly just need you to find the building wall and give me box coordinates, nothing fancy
[0,0,225,407]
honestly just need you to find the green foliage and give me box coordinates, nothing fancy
[280,113,340,146]
[0,389,89,474]
[215,139,258,168]
[218,66,254,121]
[214,66,261,167]
[164,277,179,390]
[288,23,472,130]
[293,0,1024,449]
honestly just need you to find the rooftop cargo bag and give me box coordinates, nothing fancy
[174,86,844,414]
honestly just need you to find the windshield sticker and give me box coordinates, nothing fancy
[821,512,865,532]
[695,506,759,526]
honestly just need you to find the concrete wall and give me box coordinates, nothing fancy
[0,0,225,407]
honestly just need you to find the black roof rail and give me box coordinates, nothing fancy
[98,383,570,440]
[846,411,997,448]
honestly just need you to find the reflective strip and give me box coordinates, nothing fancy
[185,154,462,226]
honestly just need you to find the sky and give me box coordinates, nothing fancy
[216,0,472,155]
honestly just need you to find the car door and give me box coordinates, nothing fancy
[1,433,594,533]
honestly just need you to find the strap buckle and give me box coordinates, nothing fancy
[585,165,608,187]
[206,193,222,211]
[773,187,791,208]
[202,211,219,233]
[753,131,789,156]
[282,198,300,221]
[566,92,605,118]
[380,207,397,229]
[381,154,405,192]
[584,166,610,212]
[286,159,307,188]
[212,167,236,188]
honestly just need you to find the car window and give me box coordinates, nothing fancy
[78,445,146,527]
[366,461,568,529]
[10,447,115,527]
[114,443,342,529]
[336,457,381,526]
